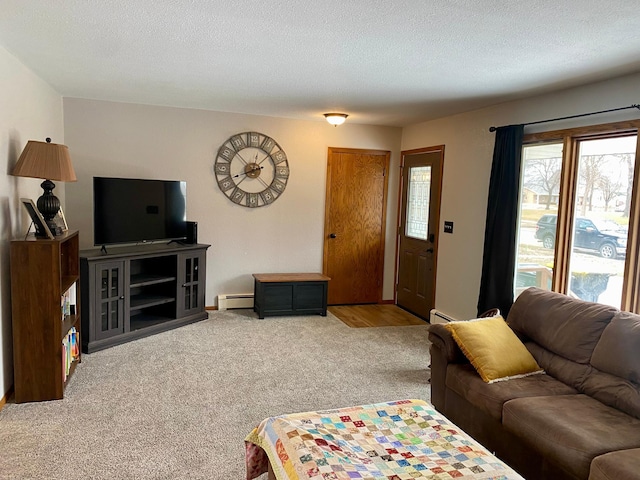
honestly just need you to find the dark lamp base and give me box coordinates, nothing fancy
[37,179,63,236]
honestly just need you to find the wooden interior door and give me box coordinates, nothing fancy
[396,147,443,319]
[323,148,390,305]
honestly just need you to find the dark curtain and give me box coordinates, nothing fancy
[477,124,524,318]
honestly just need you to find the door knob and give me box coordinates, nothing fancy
[329,233,337,238]
[426,248,434,253]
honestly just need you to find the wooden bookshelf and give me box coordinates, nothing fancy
[10,230,81,403]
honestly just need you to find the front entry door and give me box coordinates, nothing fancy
[397,147,444,319]
[323,148,390,305]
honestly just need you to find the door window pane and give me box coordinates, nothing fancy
[515,143,563,297]
[405,166,431,240]
[110,268,118,297]
[101,270,108,299]
[567,136,636,308]
[101,303,108,331]
[111,301,119,328]
[184,287,191,310]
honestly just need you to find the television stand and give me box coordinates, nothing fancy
[80,242,210,353]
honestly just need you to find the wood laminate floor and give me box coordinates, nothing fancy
[328,304,427,328]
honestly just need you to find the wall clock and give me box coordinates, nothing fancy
[214,131,290,208]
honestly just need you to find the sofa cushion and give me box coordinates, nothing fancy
[526,342,593,391]
[591,312,640,384]
[587,312,640,419]
[503,394,640,480]
[507,288,617,364]
[446,316,542,382]
[527,339,640,419]
[446,363,577,421]
[581,369,640,420]
[589,448,640,480]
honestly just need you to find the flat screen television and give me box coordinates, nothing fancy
[93,177,187,246]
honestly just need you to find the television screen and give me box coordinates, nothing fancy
[94,177,187,246]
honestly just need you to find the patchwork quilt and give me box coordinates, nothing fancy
[245,399,523,480]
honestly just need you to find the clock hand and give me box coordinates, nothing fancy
[233,165,263,178]
[256,153,271,166]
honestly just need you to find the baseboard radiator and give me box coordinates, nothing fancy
[429,309,457,325]
[217,293,254,310]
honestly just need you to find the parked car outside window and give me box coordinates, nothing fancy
[534,214,627,259]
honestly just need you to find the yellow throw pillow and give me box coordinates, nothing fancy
[446,316,543,383]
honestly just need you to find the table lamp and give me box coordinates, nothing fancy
[12,138,77,236]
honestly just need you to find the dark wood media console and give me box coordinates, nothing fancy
[80,242,210,353]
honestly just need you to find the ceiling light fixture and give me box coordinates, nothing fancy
[324,113,348,126]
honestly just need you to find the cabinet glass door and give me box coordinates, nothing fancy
[96,262,124,339]
[178,253,205,317]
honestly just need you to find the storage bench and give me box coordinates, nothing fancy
[252,273,330,319]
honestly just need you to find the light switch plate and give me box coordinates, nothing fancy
[444,221,454,234]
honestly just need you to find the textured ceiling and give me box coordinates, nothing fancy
[1,0,640,126]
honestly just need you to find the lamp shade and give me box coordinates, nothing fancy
[12,139,77,182]
[324,113,348,126]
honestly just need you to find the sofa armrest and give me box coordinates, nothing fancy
[427,323,467,364]
[428,323,469,412]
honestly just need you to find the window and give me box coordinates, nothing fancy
[405,166,431,240]
[515,121,640,311]
[515,143,562,296]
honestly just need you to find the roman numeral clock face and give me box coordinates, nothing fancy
[214,132,290,208]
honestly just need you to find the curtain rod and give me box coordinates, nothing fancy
[488,104,640,132]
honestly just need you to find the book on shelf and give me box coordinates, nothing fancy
[61,282,77,321]
[62,327,80,383]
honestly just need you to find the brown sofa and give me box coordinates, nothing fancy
[428,287,640,480]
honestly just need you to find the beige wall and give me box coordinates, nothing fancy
[0,46,63,396]
[402,71,640,320]
[63,99,403,305]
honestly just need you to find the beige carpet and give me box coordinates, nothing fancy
[0,309,431,479]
